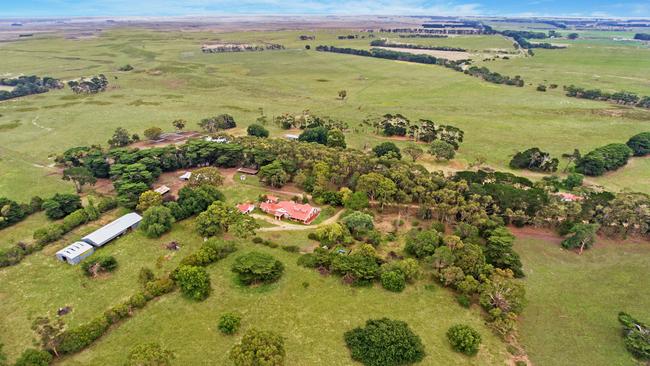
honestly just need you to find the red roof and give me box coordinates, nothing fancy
[556,192,584,202]
[236,203,255,214]
[266,195,279,203]
[259,200,320,223]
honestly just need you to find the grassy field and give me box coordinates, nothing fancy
[384,34,516,52]
[1,29,650,203]
[0,213,510,365]
[515,234,650,366]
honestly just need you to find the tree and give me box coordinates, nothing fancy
[140,206,175,238]
[381,270,406,292]
[372,142,401,159]
[344,191,369,211]
[259,161,289,188]
[567,33,579,40]
[627,132,650,156]
[562,172,583,190]
[247,123,269,138]
[342,211,374,237]
[230,215,260,239]
[188,167,224,187]
[356,173,396,207]
[231,251,284,285]
[344,318,425,366]
[42,193,82,220]
[447,324,481,356]
[199,114,236,133]
[62,167,97,193]
[402,145,424,162]
[326,129,347,149]
[174,265,211,301]
[218,313,241,335]
[108,127,132,147]
[0,197,27,229]
[230,329,285,366]
[136,190,163,212]
[429,140,455,161]
[14,349,52,366]
[618,312,650,361]
[299,126,329,145]
[561,223,598,254]
[127,342,175,366]
[195,201,242,237]
[338,90,347,100]
[484,227,523,277]
[509,147,558,172]
[404,229,441,259]
[143,127,163,141]
[31,315,64,357]
[172,119,187,131]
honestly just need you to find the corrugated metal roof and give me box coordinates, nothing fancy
[82,212,142,246]
[56,241,94,258]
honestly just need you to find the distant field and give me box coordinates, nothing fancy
[0,28,649,201]
[374,46,473,60]
[385,34,516,52]
[515,235,650,366]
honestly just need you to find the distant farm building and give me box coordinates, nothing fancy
[259,196,320,224]
[55,242,94,265]
[154,185,171,195]
[237,167,259,175]
[237,203,255,214]
[179,171,192,180]
[82,213,143,247]
[285,134,299,141]
[555,192,584,202]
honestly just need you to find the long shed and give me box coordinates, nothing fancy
[55,242,95,265]
[82,212,142,247]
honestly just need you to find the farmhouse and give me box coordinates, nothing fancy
[259,196,320,224]
[555,192,584,202]
[81,212,143,247]
[237,203,255,214]
[55,241,95,265]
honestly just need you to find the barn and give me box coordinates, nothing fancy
[55,242,95,265]
[81,212,143,247]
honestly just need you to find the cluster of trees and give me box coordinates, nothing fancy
[575,143,632,176]
[298,126,346,148]
[195,201,259,238]
[0,196,42,230]
[366,114,464,147]
[370,38,467,52]
[107,127,140,148]
[344,318,425,366]
[500,30,565,49]
[634,33,650,41]
[199,114,237,133]
[0,75,63,101]
[509,147,559,172]
[201,43,284,53]
[398,34,448,39]
[273,111,348,131]
[627,132,650,156]
[565,85,650,109]
[67,74,108,94]
[465,66,524,86]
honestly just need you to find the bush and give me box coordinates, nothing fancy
[97,197,118,212]
[81,256,118,277]
[139,206,175,238]
[144,127,163,141]
[42,193,82,220]
[14,349,52,366]
[447,324,482,356]
[618,312,650,360]
[509,147,558,172]
[372,142,401,159]
[575,143,633,176]
[230,329,285,366]
[174,265,211,301]
[138,267,155,286]
[344,318,425,366]
[281,245,300,253]
[231,252,284,285]
[380,270,406,292]
[179,239,237,267]
[104,303,131,324]
[457,294,471,308]
[62,209,89,232]
[59,316,110,354]
[145,277,176,297]
[127,342,175,366]
[126,292,148,309]
[429,140,456,161]
[218,312,241,335]
[627,132,650,156]
[33,224,65,245]
[247,123,269,138]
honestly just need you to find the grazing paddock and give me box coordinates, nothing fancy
[374,46,474,60]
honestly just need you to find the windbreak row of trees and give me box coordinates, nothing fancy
[500,30,565,50]
[67,74,108,94]
[0,75,63,101]
[565,85,650,109]
[634,33,650,40]
[316,45,525,86]
[370,39,467,52]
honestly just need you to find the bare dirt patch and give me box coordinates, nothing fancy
[374,46,473,61]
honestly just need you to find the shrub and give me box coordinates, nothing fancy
[138,267,155,286]
[372,142,401,159]
[14,349,52,366]
[104,303,131,324]
[127,342,175,366]
[81,256,118,277]
[344,318,425,366]
[179,239,237,267]
[509,147,558,172]
[140,206,175,238]
[33,224,65,245]
[575,143,633,176]
[59,316,110,354]
[404,229,441,258]
[174,265,211,301]
[218,312,241,335]
[429,140,456,160]
[331,253,380,286]
[380,270,406,292]
[281,245,300,253]
[145,277,176,297]
[247,123,270,138]
[618,312,650,360]
[62,209,89,232]
[627,132,650,156]
[230,329,285,366]
[231,252,284,285]
[457,294,471,308]
[126,292,148,309]
[143,127,163,141]
[42,193,82,220]
[447,324,481,356]
[97,197,118,212]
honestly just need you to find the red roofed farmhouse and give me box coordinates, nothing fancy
[237,203,255,214]
[260,197,320,224]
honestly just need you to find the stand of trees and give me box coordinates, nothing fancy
[565,85,650,109]
[370,39,467,52]
[0,75,63,101]
[509,147,559,172]
[274,111,348,131]
[634,33,650,40]
[575,143,632,176]
[68,75,108,94]
[501,30,566,49]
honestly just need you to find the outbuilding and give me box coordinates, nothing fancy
[55,242,95,265]
[82,212,143,247]
[179,171,192,180]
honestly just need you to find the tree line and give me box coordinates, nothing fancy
[565,85,650,109]
[0,75,63,101]
[67,75,108,94]
[370,39,467,52]
[634,33,650,40]
[500,30,566,50]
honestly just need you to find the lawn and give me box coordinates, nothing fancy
[515,234,650,366]
[1,29,650,202]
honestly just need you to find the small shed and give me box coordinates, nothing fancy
[237,167,259,175]
[82,212,143,247]
[285,134,299,141]
[179,171,192,180]
[55,242,94,265]
[154,185,171,195]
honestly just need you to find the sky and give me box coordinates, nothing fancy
[1,0,649,18]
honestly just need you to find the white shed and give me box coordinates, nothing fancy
[55,242,94,265]
[82,212,142,247]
